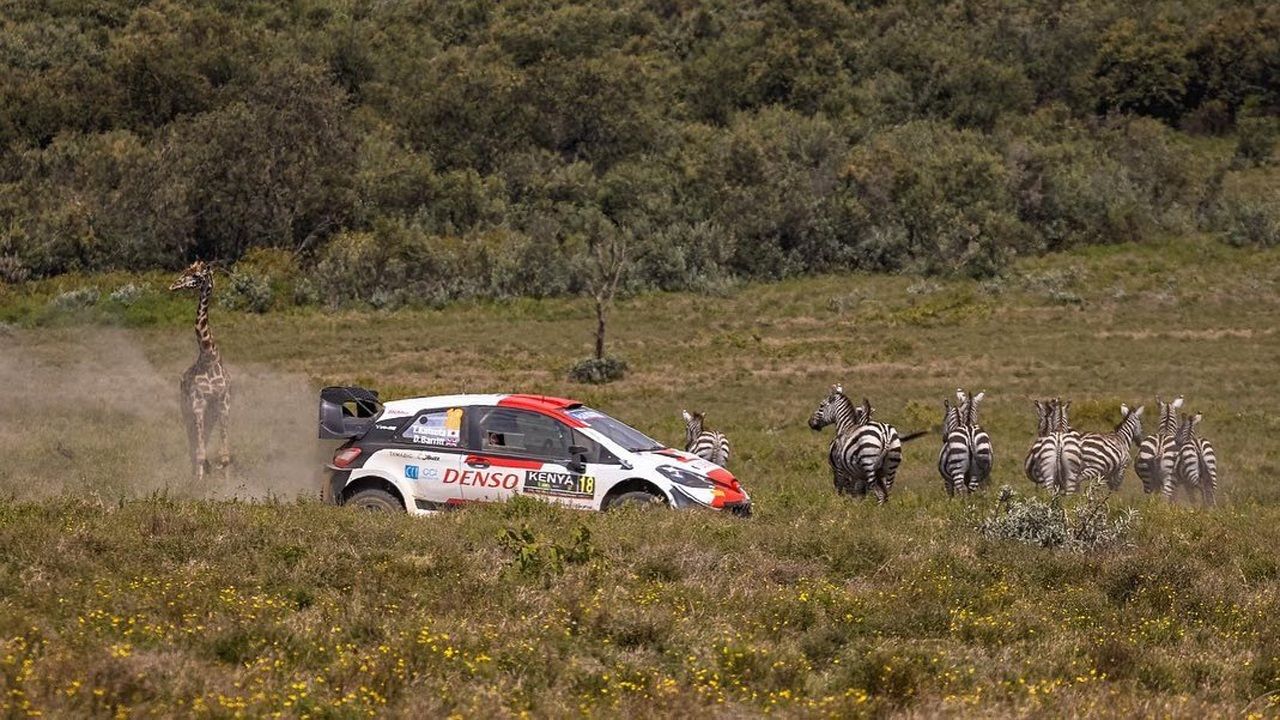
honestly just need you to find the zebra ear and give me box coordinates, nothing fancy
[973,391,985,404]
[955,388,966,403]
[1172,396,1184,409]
[681,410,692,422]
[1121,403,1130,416]
[1133,405,1145,417]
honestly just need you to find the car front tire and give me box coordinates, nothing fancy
[606,490,666,511]
[345,488,405,513]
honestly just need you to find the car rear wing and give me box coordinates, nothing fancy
[319,385,383,439]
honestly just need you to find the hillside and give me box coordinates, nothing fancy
[2,0,1278,297]
[2,239,1279,716]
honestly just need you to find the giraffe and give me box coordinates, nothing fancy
[169,260,231,483]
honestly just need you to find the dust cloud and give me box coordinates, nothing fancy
[0,327,327,501]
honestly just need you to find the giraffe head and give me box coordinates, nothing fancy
[169,260,214,292]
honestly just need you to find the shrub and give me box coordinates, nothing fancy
[1235,115,1277,166]
[108,283,144,306]
[1219,198,1280,248]
[219,271,274,313]
[50,287,101,310]
[0,254,30,285]
[568,357,627,384]
[976,483,1137,553]
[844,121,1028,277]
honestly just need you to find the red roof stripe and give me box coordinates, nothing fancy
[498,394,587,427]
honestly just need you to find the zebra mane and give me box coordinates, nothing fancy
[943,399,960,434]
[1115,404,1144,440]
[1158,395,1184,435]
[1174,413,1200,445]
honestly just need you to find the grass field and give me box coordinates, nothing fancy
[2,236,1280,717]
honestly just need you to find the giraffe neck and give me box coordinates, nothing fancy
[195,281,218,357]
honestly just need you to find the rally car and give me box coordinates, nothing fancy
[318,387,751,516]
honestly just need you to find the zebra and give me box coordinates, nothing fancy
[808,385,921,504]
[1135,395,1183,499]
[1173,412,1218,507]
[1078,403,1144,492]
[1023,398,1083,493]
[938,388,993,496]
[681,409,730,466]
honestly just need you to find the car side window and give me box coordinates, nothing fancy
[400,408,464,447]
[573,431,621,465]
[474,408,572,460]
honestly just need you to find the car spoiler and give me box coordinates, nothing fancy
[319,385,383,440]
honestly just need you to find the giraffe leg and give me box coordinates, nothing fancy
[216,393,232,477]
[181,396,198,480]
[191,409,208,485]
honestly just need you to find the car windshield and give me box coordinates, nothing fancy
[565,407,664,452]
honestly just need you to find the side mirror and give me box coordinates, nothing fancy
[568,445,589,473]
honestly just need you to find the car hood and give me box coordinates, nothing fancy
[629,447,749,508]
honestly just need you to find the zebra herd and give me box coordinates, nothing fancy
[680,388,1219,506]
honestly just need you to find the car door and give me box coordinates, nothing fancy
[463,407,587,504]
[391,407,467,506]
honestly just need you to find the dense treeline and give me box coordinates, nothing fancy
[1,0,1277,305]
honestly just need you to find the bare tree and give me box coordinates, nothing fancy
[584,221,630,361]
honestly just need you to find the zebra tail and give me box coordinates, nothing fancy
[899,430,929,443]
[1054,440,1068,494]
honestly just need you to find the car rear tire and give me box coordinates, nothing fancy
[345,488,404,513]
[607,490,665,511]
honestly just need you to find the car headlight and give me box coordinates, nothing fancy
[656,465,713,488]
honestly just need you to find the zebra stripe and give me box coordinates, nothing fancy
[1173,413,1218,506]
[1078,403,1144,492]
[938,389,993,496]
[681,409,730,466]
[809,386,902,504]
[1136,395,1183,498]
[1024,398,1082,493]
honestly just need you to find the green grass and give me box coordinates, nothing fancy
[2,236,1280,717]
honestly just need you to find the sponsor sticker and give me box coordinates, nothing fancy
[405,465,419,480]
[523,470,596,498]
[566,408,608,422]
[443,468,520,489]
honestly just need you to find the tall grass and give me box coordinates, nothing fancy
[1,237,1279,716]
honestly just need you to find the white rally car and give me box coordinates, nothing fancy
[318,387,751,516]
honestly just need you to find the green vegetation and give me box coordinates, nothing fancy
[2,0,1278,296]
[2,238,1280,716]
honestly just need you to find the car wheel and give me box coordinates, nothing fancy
[346,488,404,513]
[607,490,665,511]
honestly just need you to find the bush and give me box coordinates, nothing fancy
[976,482,1137,553]
[568,357,627,384]
[1218,199,1280,248]
[108,283,144,306]
[219,271,274,313]
[0,255,30,285]
[1235,115,1277,167]
[50,287,100,310]
[844,121,1027,277]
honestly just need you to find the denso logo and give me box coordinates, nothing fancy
[443,468,519,489]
